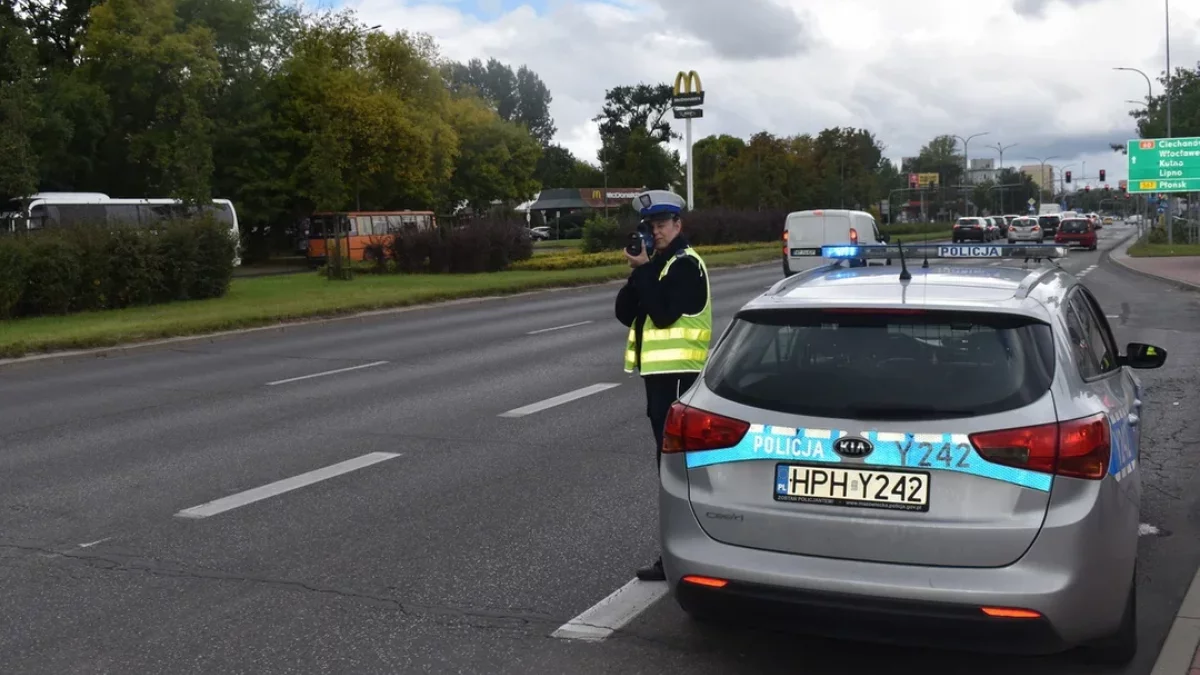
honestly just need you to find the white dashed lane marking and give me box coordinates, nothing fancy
[526,321,593,335]
[266,361,388,386]
[175,452,400,519]
[498,383,621,418]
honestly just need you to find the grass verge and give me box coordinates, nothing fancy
[0,245,778,358]
[1127,241,1200,257]
[890,231,952,244]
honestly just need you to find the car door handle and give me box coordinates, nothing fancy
[1128,414,1140,427]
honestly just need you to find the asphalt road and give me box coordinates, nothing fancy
[2,222,1198,674]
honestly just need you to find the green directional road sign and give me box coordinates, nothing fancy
[1126,137,1200,193]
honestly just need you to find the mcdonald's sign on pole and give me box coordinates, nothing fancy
[672,71,705,209]
[672,71,704,107]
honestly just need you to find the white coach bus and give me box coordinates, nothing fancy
[1,192,242,266]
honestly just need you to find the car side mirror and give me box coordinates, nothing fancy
[879,233,890,243]
[1121,342,1166,369]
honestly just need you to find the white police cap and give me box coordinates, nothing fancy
[633,189,686,219]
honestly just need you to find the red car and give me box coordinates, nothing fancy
[1055,217,1097,250]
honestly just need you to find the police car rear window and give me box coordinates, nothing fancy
[704,309,1056,420]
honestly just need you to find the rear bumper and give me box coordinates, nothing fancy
[1008,230,1043,241]
[675,578,1065,655]
[1055,236,1096,247]
[659,456,1135,653]
[952,229,987,241]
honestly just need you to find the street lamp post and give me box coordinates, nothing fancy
[1025,156,1059,207]
[953,133,990,200]
[986,142,1018,213]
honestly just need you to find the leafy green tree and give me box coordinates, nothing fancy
[0,8,41,198]
[1133,63,1199,139]
[594,83,680,190]
[80,0,223,202]
[535,144,603,188]
[443,57,556,145]
[442,95,542,212]
[692,134,745,208]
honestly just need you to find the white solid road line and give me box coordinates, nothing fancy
[266,361,388,386]
[526,320,593,335]
[498,382,621,418]
[175,452,400,519]
[551,578,668,641]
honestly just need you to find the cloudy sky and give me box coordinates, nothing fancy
[333,0,1199,186]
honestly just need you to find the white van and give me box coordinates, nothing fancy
[782,209,884,276]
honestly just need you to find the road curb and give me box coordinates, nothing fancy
[1149,564,1200,675]
[1103,232,1200,293]
[0,260,775,371]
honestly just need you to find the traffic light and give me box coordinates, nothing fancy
[1065,170,1072,183]
[1085,185,1091,192]
[1099,169,1106,182]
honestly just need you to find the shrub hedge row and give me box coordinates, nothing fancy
[510,243,776,271]
[357,219,534,274]
[581,209,788,253]
[0,219,238,319]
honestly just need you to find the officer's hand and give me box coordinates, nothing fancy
[625,247,649,268]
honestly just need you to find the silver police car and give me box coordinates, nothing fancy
[659,244,1167,664]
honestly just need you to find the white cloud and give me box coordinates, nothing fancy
[347,0,1200,184]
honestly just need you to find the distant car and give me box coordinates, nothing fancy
[1103,216,1114,225]
[952,217,988,242]
[1056,218,1098,250]
[1008,216,1044,243]
[530,226,550,241]
[1037,214,1062,237]
[661,243,1166,666]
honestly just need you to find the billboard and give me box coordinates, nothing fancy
[916,173,939,187]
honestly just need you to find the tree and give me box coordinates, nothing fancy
[691,134,745,208]
[443,57,556,145]
[0,9,41,198]
[594,83,680,190]
[80,0,223,203]
[442,95,542,211]
[593,83,677,144]
[534,144,602,188]
[1131,62,1200,139]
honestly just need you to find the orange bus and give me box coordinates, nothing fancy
[304,210,437,264]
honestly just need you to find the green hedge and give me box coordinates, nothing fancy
[361,219,534,274]
[510,243,776,271]
[0,219,237,319]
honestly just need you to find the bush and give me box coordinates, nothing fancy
[581,215,623,253]
[386,218,533,274]
[0,217,237,320]
[510,242,775,271]
[0,238,33,319]
[21,238,83,315]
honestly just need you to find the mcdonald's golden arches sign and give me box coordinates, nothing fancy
[672,71,704,107]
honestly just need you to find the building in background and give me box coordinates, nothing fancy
[1019,164,1055,192]
[967,158,996,184]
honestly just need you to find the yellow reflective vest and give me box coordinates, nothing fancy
[623,247,712,375]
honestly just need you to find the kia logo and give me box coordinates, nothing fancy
[834,436,874,459]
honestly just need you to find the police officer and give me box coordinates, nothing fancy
[614,189,712,582]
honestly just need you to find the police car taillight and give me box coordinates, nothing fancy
[969,413,1110,480]
[662,403,750,453]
